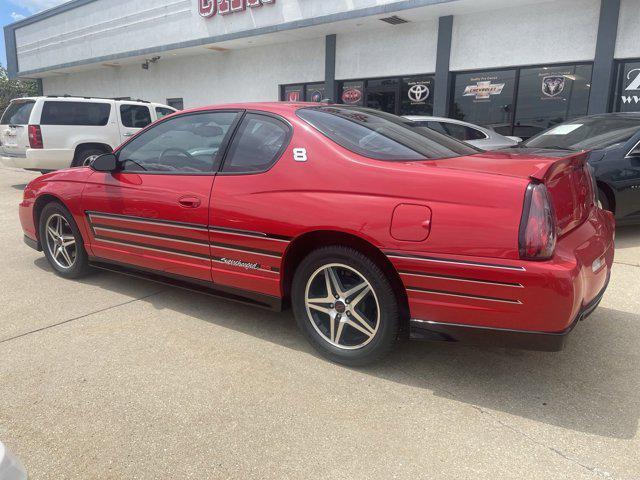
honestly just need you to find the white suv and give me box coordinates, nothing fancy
[0,96,176,172]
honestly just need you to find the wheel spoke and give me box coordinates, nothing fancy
[47,226,58,241]
[56,216,63,236]
[349,310,376,336]
[327,267,345,297]
[53,245,63,259]
[348,285,371,308]
[60,247,73,267]
[61,235,76,247]
[343,281,368,300]
[345,317,374,338]
[334,319,345,344]
[308,302,332,315]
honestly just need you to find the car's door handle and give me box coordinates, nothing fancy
[178,196,201,208]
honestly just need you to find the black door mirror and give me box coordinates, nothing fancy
[90,153,118,172]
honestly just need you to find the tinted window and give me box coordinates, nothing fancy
[440,122,486,141]
[40,101,111,126]
[523,116,640,150]
[120,104,152,128]
[221,113,290,173]
[167,98,184,110]
[513,64,592,138]
[366,78,398,114]
[155,107,175,119]
[118,112,238,173]
[451,69,516,136]
[297,106,479,161]
[1,100,35,125]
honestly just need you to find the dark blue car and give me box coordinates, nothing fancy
[521,113,640,225]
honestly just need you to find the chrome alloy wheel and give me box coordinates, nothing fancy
[45,214,77,269]
[305,263,380,350]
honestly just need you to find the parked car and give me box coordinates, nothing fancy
[404,115,522,149]
[19,103,614,365]
[0,96,176,172]
[520,113,640,225]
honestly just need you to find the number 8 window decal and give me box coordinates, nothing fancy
[293,148,308,162]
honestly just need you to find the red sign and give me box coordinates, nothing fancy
[199,0,274,18]
[342,88,362,104]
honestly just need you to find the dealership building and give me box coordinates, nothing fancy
[4,0,640,137]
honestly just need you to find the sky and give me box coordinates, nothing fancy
[1,0,67,68]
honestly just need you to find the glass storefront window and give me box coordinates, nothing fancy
[401,76,434,116]
[451,69,516,136]
[513,64,592,138]
[365,78,398,114]
[305,83,326,102]
[283,85,304,102]
[614,60,640,112]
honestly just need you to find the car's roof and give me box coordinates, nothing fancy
[10,96,173,108]
[181,101,314,116]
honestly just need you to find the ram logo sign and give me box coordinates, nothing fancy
[199,0,275,18]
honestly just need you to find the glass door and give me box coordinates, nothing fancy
[365,78,399,114]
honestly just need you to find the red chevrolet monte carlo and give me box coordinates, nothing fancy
[19,103,615,365]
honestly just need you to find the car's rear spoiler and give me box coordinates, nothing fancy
[529,151,589,182]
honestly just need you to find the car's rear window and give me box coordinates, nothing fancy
[41,101,111,126]
[1,100,35,125]
[296,106,479,161]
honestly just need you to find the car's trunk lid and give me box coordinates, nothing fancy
[419,149,595,236]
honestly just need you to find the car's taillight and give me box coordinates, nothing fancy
[28,125,43,149]
[519,183,557,260]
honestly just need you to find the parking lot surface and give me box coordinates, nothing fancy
[1,166,639,479]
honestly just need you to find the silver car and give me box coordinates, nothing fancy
[404,116,522,150]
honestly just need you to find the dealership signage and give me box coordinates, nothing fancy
[407,82,430,104]
[622,68,640,105]
[199,0,274,18]
[463,79,505,101]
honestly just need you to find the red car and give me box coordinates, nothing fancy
[19,103,615,365]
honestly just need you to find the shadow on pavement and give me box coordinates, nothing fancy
[33,256,640,440]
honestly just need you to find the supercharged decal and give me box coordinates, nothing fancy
[218,257,261,270]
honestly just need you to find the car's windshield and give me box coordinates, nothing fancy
[297,106,480,161]
[523,116,640,151]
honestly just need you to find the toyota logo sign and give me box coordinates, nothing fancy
[408,84,430,103]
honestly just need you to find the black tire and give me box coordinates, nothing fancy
[291,246,399,366]
[71,148,105,168]
[597,187,612,213]
[38,202,91,279]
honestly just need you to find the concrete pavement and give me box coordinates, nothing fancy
[1,166,639,479]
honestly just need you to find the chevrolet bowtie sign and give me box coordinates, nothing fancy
[199,0,275,18]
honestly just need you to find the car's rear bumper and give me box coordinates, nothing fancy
[1,149,73,170]
[409,272,609,351]
[388,207,615,348]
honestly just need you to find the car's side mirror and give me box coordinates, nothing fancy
[90,153,119,172]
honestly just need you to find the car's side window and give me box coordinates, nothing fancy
[155,107,175,119]
[221,113,290,174]
[424,121,448,135]
[120,105,152,128]
[442,122,487,141]
[118,112,239,173]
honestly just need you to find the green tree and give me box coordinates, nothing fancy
[0,64,39,115]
